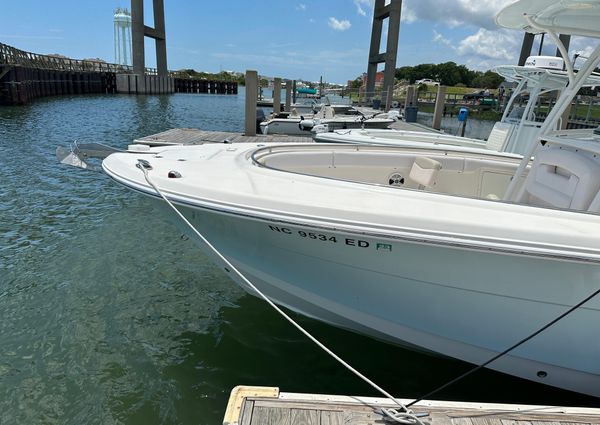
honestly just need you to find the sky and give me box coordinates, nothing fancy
[1,0,597,84]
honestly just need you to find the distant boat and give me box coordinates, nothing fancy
[259,106,395,135]
[315,59,600,156]
[296,87,318,95]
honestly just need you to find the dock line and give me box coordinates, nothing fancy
[135,158,426,425]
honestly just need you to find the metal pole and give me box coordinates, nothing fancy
[319,76,323,99]
[538,33,544,56]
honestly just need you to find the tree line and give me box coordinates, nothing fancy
[396,62,504,88]
[349,61,505,89]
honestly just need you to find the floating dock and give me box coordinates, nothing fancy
[133,120,438,147]
[134,128,313,146]
[223,386,600,425]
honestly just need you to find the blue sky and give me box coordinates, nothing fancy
[1,0,596,84]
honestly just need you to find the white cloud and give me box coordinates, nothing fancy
[430,27,521,69]
[309,18,316,24]
[432,30,452,47]
[354,0,371,16]
[568,36,598,67]
[456,28,520,62]
[401,7,418,23]
[401,0,515,29]
[296,3,306,11]
[328,17,351,31]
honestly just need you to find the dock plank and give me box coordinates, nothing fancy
[239,400,254,425]
[134,128,312,146]
[290,408,319,425]
[251,406,291,425]
[224,387,600,425]
[320,410,345,425]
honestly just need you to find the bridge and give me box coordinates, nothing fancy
[0,42,237,105]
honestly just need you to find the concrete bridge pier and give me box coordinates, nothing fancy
[125,0,173,95]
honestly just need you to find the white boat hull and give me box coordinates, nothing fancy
[154,198,600,397]
[260,119,312,136]
[261,118,392,135]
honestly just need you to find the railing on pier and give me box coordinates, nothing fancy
[0,42,156,74]
[0,42,238,105]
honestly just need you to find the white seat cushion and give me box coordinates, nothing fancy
[409,156,442,189]
[519,148,600,211]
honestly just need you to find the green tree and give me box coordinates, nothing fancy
[471,71,504,89]
[393,62,499,87]
[349,77,363,89]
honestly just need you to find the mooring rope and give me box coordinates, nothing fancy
[136,157,600,417]
[136,160,425,425]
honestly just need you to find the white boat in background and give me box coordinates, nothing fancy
[260,105,395,136]
[101,0,600,397]
[264,96,356,115]
[315,59,600,155]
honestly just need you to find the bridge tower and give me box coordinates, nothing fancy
[366,0,402,107]
[113,8,132,66]
[131,0,168,77]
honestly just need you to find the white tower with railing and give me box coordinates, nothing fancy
[114,8,132,66]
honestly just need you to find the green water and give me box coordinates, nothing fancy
[0,93,596,425]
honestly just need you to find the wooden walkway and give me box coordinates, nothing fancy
[134,128,313,146]
[132,119,439,148]
[223,386,600,425]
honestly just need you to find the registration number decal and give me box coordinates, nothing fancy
[267,225,392,252]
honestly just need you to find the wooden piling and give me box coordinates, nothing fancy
[432,85,447,130]
[284,80,292,112]
[273,77,281,113]
[245,70,258,136]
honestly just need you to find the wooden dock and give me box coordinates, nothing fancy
[134,128,313,146]
[132,118,438,147]
[223,386,600,425]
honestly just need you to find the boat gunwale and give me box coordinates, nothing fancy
[102,149,600,265]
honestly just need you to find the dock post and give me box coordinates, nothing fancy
[384,85,392,112]
[560,104,572,130]
[245,70,258,136]
[273,77,281,113]
[432,85,447,130]
[285,80,292,112]
[292,80,296,104]
[404,85,415,108]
